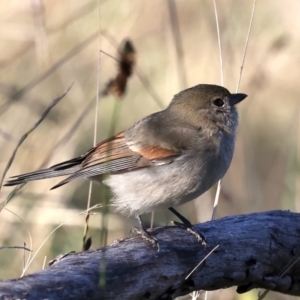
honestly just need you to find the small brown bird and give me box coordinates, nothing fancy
[5,84,247,247]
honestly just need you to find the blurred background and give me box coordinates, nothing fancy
[0,0,300,299]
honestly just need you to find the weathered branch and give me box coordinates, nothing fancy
[1,210,300,300]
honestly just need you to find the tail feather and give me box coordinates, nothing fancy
[4,157,83,187]
[50,176,75,190]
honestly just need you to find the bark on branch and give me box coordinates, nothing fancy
[1,210,300,300]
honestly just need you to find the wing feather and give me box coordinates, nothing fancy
[6,130,182,189]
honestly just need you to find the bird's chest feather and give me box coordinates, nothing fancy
[104,130,235,215]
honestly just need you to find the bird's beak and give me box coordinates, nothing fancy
[229,93,247,106]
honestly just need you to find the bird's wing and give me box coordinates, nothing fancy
[4,131,181,189]
[50,131,181,188]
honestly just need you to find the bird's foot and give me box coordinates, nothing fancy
[131,226,160,252]
[168,207,206,246]
[170,220,206,246]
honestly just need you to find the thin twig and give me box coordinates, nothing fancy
[203,2,224,299]
[42,97,95,167]
[100,34,164,108]
[210,0,224,223]
[236,0,257,93]
[167,0,187,89]
[1,1,99,68]
[0,84,73,195]
[2,207,33,277]
[82,0,102,251]
[42,256,47,270]
[0,32,97,117]
[100,50,119,63]
[135,67,165,109]
[258,253,300,300]
[2,95,95,207]
[23,242,26,271]
[0,246,31,251]
[211,180,222,221]
[150,212,154,230]
[185,245,219,280]
[48,1,99,34]
[100,100,122,247]
[212,0,224,87]
[21,204,103,276]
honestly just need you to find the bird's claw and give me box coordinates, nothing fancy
[131,226,160,252]
[170,221,206,246]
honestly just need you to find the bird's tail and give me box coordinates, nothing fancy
[4,156,84,188]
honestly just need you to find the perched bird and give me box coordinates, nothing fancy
[5,84,247,247]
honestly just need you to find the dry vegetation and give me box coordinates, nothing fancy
[0,1,300,300]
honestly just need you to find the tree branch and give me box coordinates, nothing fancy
[1,210,300,300]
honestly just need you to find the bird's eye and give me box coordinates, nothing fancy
[213,98,225,107]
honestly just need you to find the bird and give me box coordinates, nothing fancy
[5,84,247,247]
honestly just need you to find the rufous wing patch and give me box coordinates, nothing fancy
[80,131,181,172]
[137,145,179,160]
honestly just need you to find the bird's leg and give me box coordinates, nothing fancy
[168,207,206,245]
[132,215,159,251]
